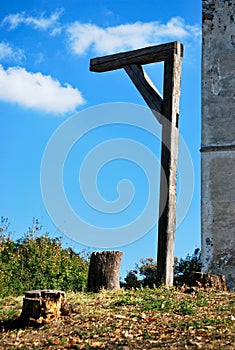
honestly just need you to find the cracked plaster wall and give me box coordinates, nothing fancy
[201,0,235,289]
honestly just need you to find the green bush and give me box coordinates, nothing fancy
[124,258,158,288]
[0,218,88,297]
[123,269,142,289]
[174,248,202,286]
[139,258,158,287]
[124,249,202,289]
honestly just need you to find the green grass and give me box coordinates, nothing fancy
[0,287,234,349]
[0,296,22,321]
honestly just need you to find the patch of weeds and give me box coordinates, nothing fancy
[178,300,195,315]
[142,294,155,302]
[204,318,233,326]
[131,310,141,318]
[142,294,176,312]
[46,338,56,346]
[195,293,209,307]
[143,299,171,311]
[176,322,191,331]
[188,319,204,329]
[167,321,178,328]
[187,317,233,331]
[94,325,112,335]
[113,294,143,307]
[113,295,132,306]
[113,306,122,312]
[79,329,92,338]
[0,297,22,321]
[142,330,150,339]
[59,336,68,345]
[218,300,235,313]
[70,328,81,337]
[1,308,19,320]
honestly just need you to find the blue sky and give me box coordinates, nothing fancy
[0,0,201,278]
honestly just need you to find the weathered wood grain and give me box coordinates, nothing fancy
[157,44,183,286]
[124,64,163,123]
[87,251,123,292]
[90,41,182,73]
[21,290,66,323]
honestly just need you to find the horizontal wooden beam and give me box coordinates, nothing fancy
[90,41,183,73]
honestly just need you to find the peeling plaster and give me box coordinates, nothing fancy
[210,59,222,95]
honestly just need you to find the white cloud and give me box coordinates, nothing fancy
[50,26,63,37]
[2,9,63,31]
[34,52,45,65]
[0,42,25,63]
[0,65,85,114]
[67,17,201,56]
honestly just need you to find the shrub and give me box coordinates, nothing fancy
[139,258,158,287]
[124,270,142,289]
[124,249,202,289]
[124,258,158,288]
[174,248,202,286]
[0,218,88,297]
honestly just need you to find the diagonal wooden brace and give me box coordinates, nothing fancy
[124,64,163,124]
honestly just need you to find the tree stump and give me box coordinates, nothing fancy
[190,272,227,291]
[21,290,66,323]
[87,251,123,292]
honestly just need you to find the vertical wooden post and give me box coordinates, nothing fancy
[157,44,183,285]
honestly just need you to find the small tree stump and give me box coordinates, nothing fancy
[87,251,123,292]
[190,272,227,291]
[21,290,66,323]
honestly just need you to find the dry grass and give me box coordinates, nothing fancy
[0,287,234,349]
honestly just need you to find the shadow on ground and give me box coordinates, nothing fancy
[0,316,42,331]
